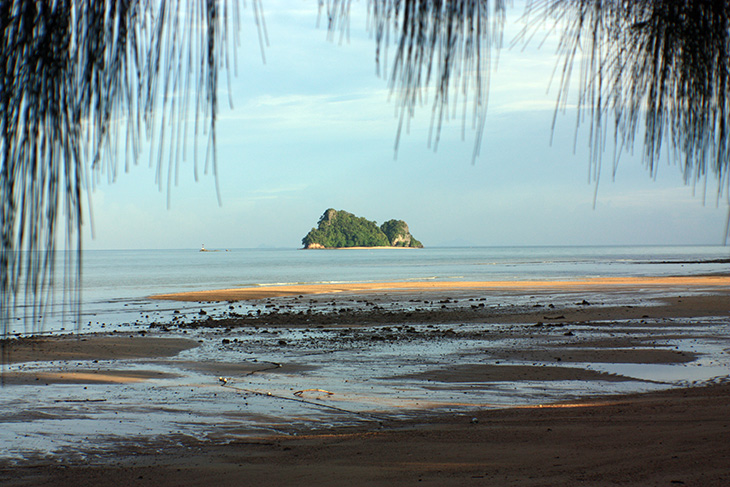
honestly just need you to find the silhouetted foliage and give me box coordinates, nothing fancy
[520,0,730,205]
[1,0,250,336]
[325,0,507,158]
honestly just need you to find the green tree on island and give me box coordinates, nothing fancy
[302,210,423,249]
[380,220,423,248]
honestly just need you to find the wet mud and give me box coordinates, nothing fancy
[1,287,729,465]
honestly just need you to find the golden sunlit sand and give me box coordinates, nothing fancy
[1,370,178,385]
[149,275,730,301]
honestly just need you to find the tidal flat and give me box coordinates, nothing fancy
[2,280,730,486]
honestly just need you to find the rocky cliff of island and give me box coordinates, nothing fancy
[302,209,423,249]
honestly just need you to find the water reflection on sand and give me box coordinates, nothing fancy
[1,289,729,463]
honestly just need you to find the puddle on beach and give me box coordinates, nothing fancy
[2,313,730,463]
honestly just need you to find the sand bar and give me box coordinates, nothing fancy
[149,275,730,301]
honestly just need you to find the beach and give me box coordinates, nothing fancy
[2,276,729,486]
[148,275,730,301]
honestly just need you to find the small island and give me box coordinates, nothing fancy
[302,209,423,249]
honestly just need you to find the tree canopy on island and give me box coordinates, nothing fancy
[380,219,423,248]
[302,209,423,249]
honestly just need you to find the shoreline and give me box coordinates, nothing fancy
[149,275,730,301]
[303,245,421,250]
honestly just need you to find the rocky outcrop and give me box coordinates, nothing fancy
[302,209,423,249]
[380,219,423,248]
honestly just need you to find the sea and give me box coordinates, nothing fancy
[7,245,730,336]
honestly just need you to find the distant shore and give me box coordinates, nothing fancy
[149,275,730,302]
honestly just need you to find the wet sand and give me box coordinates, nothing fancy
[2,335,198,365]
[6,384,727,487]
[1,278,729,486]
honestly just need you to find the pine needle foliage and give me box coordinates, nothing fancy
[0,0,249,336]
[521,0,730,211]
[324,0,508,160]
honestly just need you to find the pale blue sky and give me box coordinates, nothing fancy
[85,1,729,250]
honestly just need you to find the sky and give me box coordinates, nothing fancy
[84,1,730,250]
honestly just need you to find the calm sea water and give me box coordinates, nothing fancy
[81,245,729,299]
[9,245,730,335]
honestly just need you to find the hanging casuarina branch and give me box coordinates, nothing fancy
[520,0,730,211]
[325,0,507,159]
[0,0,248,336]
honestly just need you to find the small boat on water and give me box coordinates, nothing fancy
[200,244,228,252]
